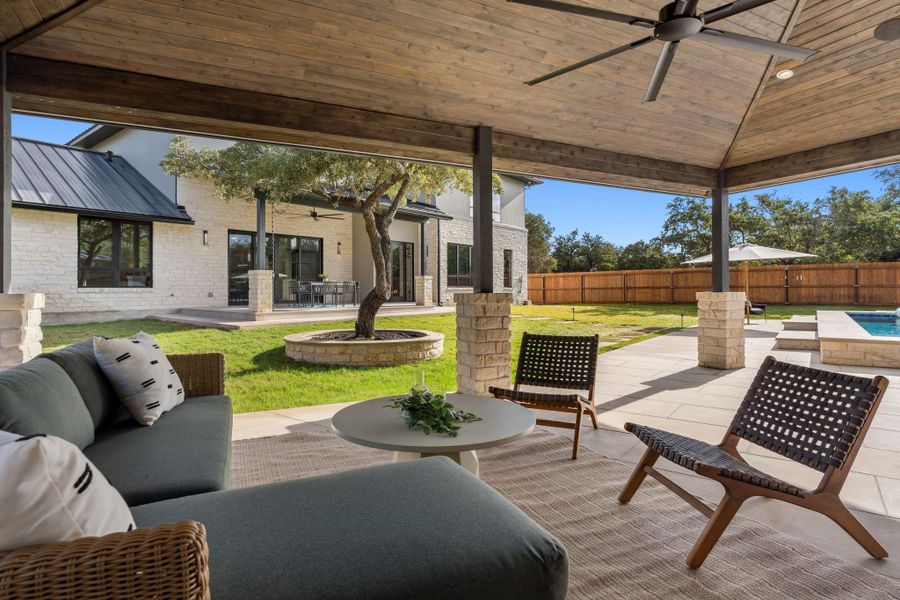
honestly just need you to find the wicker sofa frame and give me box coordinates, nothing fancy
[490,332,600,459]
[0,353,223,600]
[619,355,890,568]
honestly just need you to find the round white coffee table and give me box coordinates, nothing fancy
[331,393,535,478]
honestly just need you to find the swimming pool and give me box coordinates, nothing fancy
[848,312,900,338]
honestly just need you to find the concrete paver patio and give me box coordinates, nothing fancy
[234,321,900,579]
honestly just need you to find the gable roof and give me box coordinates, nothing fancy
[11,138,192,224]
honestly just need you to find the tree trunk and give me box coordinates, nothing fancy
[354,209,394,338]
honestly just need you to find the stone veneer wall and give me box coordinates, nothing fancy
[455,292,512,395]
[415,275,433,307]
[9,178,354,323]
[284,330,443,366]
[427,218,528,305]
[696,291,746,370]
[0,293,44,370]
[821,340,900,368]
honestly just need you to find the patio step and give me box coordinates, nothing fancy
[783,315,818,331]
[774,330,819,350]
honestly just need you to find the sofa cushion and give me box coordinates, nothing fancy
[85,395,232,506]
[40,338,121,429]
[132,458,569,600]
[0,357,94,449]
[0,430,134,552]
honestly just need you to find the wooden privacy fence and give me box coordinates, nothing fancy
[528,262,900,306]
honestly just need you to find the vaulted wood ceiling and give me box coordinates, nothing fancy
[3,0,899,195]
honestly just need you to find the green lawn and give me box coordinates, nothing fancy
[42,304,890,413]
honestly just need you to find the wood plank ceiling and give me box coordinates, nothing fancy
[0,0,82,43]
[726,0,900,166]
[2,0,899,193]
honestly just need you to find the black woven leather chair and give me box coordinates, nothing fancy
[490,332,600,459]
[619,356,890,568]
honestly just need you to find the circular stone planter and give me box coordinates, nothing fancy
[284,329,444,366]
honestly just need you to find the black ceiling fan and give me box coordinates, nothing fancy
[511,0,817,102]
[304,208,344,221]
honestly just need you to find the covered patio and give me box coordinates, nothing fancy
[0,1,899,598]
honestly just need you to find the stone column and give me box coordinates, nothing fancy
[248,270,273,314]
[415,276,433,307]
[455,292,511,395]
[696,291,746,370]
[0,293,44,370]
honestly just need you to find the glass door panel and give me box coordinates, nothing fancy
[389,241,415,302]
[228,232,253,306]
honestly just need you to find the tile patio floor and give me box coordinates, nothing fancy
[234,321,900,580]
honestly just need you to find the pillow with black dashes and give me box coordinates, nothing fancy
[93,332,184,426]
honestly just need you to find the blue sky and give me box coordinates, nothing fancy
[13,114,892,246]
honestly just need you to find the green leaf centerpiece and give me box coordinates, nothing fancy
[386,388,480,437]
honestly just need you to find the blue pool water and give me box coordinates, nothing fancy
[848,312,900,337]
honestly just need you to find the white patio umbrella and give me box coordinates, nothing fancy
[683,243,817,323]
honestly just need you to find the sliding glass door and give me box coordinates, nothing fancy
[228,231,323,306]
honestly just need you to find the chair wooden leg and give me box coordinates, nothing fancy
[588,405,598,429]
[686,492,745,569]
[571,406,583,460]
[618,448,659,504]
[823,500,888,559]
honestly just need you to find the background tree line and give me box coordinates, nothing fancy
[526,166,900,273]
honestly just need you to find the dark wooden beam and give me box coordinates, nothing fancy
[472,125,494,294]
[725,129,900,190]
[711,171,729,293]
[7,55,716,195]
[0,1,105,52]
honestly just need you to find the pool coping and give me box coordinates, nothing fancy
[817,310,898,344]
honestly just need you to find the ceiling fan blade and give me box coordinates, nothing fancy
[526,36,655,86]
[700,0,777,25]
[644,41,678,103]
[507,0,658,27]
[696,28,817,61]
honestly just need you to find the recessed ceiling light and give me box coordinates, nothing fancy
[775,69,794,80]
[874,18,900,41]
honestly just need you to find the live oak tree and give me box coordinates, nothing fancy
[161,137,500,338]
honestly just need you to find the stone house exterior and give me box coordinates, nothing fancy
[10,127,534,323]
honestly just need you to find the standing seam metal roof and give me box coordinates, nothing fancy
[11,137,193,223]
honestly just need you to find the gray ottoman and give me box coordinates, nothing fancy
[133,457,568,599]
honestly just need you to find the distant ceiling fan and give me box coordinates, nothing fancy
[512,0,817,102]
[304,208,344,221]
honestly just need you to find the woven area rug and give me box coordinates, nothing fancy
[232,428,900,600]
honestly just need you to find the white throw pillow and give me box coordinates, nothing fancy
[93,332,185,426]
[0,430,135,552]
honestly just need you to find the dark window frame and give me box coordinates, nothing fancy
[503,249,513,288]
[447,242,473,288]
[78,216,153,289]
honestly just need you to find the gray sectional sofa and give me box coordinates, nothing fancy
[0,339,569,599]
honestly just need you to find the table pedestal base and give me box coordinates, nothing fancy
[394,450,479,477]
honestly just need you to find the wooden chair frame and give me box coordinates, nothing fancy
[618,356,890,568]
[490,332,600,459]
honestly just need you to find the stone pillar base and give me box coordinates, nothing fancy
[455,292,512,396]
[0,293,44,370]
[248,270,274,314]
[415,276,433,307]
[697,291,746,370]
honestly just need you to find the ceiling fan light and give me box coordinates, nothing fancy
[775,69,794,80]
[874,18,900,41]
